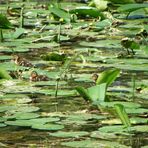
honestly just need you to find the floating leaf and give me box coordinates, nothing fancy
[12,28,26,39]
[98,125,133,133]
[98,101,141,108]
[15,112,40,120]
[118,4,148,13]
[0,123,6,127]
[107,0,135,4]
[94,19,112,31]
[49,131,89,138]
[61,139,130,148]
[32,123,64,130]
[29,117,60,124]
[5,120,32,127]
[91,131,118,139]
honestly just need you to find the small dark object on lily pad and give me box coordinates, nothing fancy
[136,29,148,38]
[13,55,34,68]
[92,73,98,83]
[121,37,140,55]
[30,71,49,82]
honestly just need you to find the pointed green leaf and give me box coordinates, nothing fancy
[76,86,91,101]
[0,14,13,29]
[114,104,131,128]
[96,69,120,87]
[48,5,70,22]
[87,83,107,102]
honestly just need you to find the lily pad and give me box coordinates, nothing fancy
[5,120,32,127]
[61,139,130,148]
[0,123,6,127]
[32,123,64,131]
[49,131,89,138]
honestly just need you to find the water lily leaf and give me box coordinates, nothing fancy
[99,101,141,109]
[70,6,105,20]
[15,112,40,120]
[96,68,120,87]
[98,125,133,133]
[0,55,12,61]
[59,119,87,125]
[48,5,70,22]
[32,81,67,87]
[29,117,60,124]
[0,68,12,80]
[61,139,130,148]
[126,108,148,114]
[114,104,131,128]
[32,123,64,130]
[101,117,148,125]
[118,4,148,13]
[5,120,32,127]
[94,19,112,31]
[16,106,40,113]
[0,123,6,127]
[0,105,17,113]
[67,113,106,121]
[80,40,121,49]
[12,28,26,39]
[107,0,135,4]
[91,131,118,139]
[0,117,6,122]
[0,14,12,29]
[131,125,148,132]
[49,131,89,138]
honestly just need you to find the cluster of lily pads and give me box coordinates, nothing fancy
[0,0,148,147]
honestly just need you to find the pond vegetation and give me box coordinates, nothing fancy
[0,0,148,147]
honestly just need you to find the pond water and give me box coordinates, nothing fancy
[0,0,148,148]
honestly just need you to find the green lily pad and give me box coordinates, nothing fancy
[0,105,17,113]
[98,101,141,109]
[98,125,133,133]
[32,123,64,131]
[49,131,89,138]
[61,139,130,148]
[5,120,32,127]
[91,131,118,139]
[67,113,106,121]
[0,123,6,127]
[29,117,60,124]
[131,125,148,132]
[0,117,6,122]
[126,108,148,114]
[101,117,147,125]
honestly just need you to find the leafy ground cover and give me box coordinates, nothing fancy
[0,0,148,147]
